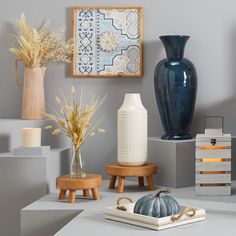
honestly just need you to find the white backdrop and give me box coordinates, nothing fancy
[0,0,235,174]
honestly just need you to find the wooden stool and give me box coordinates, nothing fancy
[56,174,102,203]
[106,163,157,193]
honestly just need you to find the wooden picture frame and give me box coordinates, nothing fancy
[72,6,143,78]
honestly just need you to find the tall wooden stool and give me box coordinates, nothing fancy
[106,163,157,193]
[56,174,102,203]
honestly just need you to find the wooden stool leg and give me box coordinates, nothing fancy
[58,190,67,200]
[138,177,144,187]
[69,190,76,203]
[83,189,89,197]
[108,176,117,189]
[118,176,125,193]
[146,176,156,190]
[92,188,100,200]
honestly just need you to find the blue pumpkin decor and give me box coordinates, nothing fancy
[134,190,180,217]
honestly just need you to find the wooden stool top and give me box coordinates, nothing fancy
[56,174,102,190]
[106,163,157,177]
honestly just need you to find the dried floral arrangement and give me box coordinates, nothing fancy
[44,86,106,153]
[9,13,72,67]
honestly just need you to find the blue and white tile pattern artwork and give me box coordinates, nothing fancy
[73,8,142,77]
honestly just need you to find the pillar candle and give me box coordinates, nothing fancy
[21,128,41,147]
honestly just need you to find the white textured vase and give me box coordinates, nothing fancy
[118,93,148,166]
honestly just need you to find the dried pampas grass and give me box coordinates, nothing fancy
[9,13,72,67]
[44,87,107,152]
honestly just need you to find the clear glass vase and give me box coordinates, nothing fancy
[70,147,86,178]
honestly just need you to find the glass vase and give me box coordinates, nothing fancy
[70,147,86,178]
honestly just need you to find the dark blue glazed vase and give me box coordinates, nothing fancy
[154,35,197,140]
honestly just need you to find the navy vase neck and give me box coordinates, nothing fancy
[160,35,190,59]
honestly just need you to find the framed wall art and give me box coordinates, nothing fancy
[72,6,143,78]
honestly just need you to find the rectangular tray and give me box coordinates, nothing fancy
[104,203,205,231]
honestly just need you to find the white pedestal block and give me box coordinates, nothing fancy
[0,154,47,236]
[149,137,236,189]
[0,119,71,235]
[0,148,70,236]
[148,137,195,188]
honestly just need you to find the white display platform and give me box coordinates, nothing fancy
[0,148,70,236]
[0,119,72,236]
[21,180,236,236]
[148,137,195,188]
[149,137,236,188]
[0,152,47,236]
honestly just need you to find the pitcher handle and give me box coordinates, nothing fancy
[15,59,23,87]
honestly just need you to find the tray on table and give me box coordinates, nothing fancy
[104,203,205,231]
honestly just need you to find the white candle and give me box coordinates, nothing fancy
[21,128,41,148]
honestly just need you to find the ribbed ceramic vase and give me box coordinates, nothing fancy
[154,35,197,140]
[117,93,148,166]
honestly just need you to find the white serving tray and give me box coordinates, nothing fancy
[104,203,205,231]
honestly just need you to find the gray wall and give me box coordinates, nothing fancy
[0,0,236,174]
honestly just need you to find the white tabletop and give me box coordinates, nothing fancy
[22,181,236,235]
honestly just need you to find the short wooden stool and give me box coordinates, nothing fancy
[56,174,102,203]
[106,163,157,193]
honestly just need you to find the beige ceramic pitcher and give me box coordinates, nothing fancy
[16,63,46,120]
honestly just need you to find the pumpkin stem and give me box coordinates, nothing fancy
[155,189,170,198]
